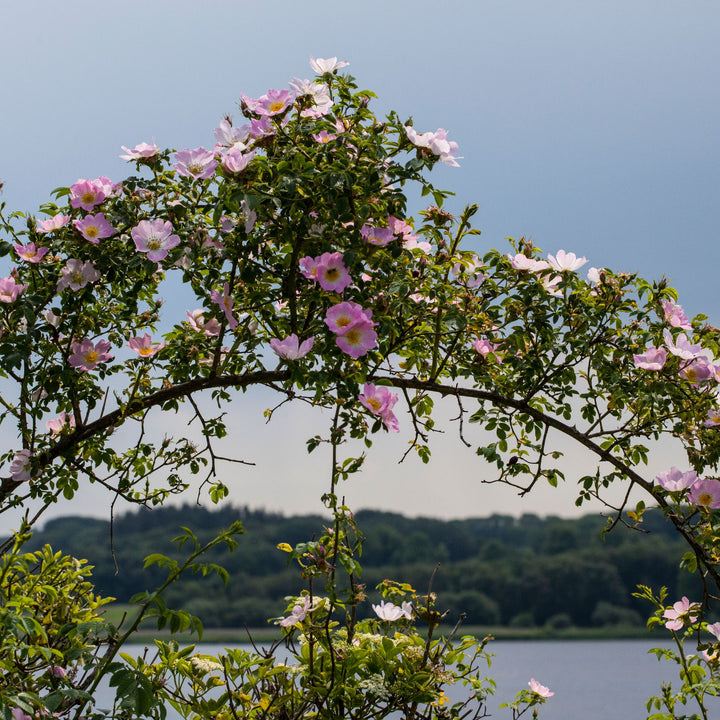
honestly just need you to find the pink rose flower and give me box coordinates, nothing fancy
[0,277,27,303]
[664,330,704,360]
[528,678,554,698]
[270,334,314,360]
[70,177,114,211]
[309,56,349,74]
[372,600,412,621]
[119,142,159,161]
[508,253,551,273]
[9,449,33,482]
[174,148,218,179]
[655,467,697,492]
[72,213,116,243]
[688,478,720,510]
[360,224,395,247]
[315,253,352,293]
[335,322,377,359]
[56,259,100,292]
[210,283,238,329]
[405,126,461,166]
[663,596,699,631]
[37,213,70,233]
[221,148,256,174]
[633,347,667,371]
[358,383,399,432]
[279,596,312,628]
[186,310,221,337]
[69,339,113,372]
[131,219,180,262]
[214,118,250,153]
[547,249,588,273]
[46,411,75,437]
[664,300,692,330]
[324,301,373,334]
[255,88,295,116]
[15,242,49,263]
[128,333,166,358]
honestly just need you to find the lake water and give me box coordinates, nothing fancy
[92,639,718,719]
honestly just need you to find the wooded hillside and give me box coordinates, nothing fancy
[17,505,695,630]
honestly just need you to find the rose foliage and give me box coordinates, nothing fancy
[1,59,720,718]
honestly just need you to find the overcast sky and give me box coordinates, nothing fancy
[2,1,719,528]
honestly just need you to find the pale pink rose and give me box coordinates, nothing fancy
[664,300,692,330]
[186,310,221,337]
[508,253,551,273]
[405,126,461,166]
[0,276,27,303]
[541,274,563,296]
[255,88,294,116]
[174,148,218,179]
[663,596,699,631]
[70,177,111,211]
[706,622,720,641]
[664,330,704,360]
[679,357,715,385]
[131,219,180,262]
[128,333,166,358]
[358,383,399,432]
[324,301,373,334]
[688,478,720,509]
[270,334,314,360]
[335,322,377,359]
[14,242,48,263]
[372,600,412,621]
[210,283,238,329]
[9,449,32,482]
[214,118,250,153]
[474,338,502,362]
[309,56,349,74]
[57,259,100,292]
[547,249,587,272]
[280,596,312,628]
[633,347,667,371]
[221,148,256,174]
[46,411,75,437]
[654,467,697,492]
[37,213,70,233]
[72,213,115,243]
[528,678,554,698]
[315,253,352,293]
[361,225,395,247]
[120,142,159,161]
[68,339,113,371]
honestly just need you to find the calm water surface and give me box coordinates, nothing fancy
[94,639,718,719]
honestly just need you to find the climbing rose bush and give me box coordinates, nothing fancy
[1,56,720,719]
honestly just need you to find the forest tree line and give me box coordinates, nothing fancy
[14,504,696,630]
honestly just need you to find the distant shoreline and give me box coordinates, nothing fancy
[126,623,655,646]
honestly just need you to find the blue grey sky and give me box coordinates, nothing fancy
[1,1,719,524]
